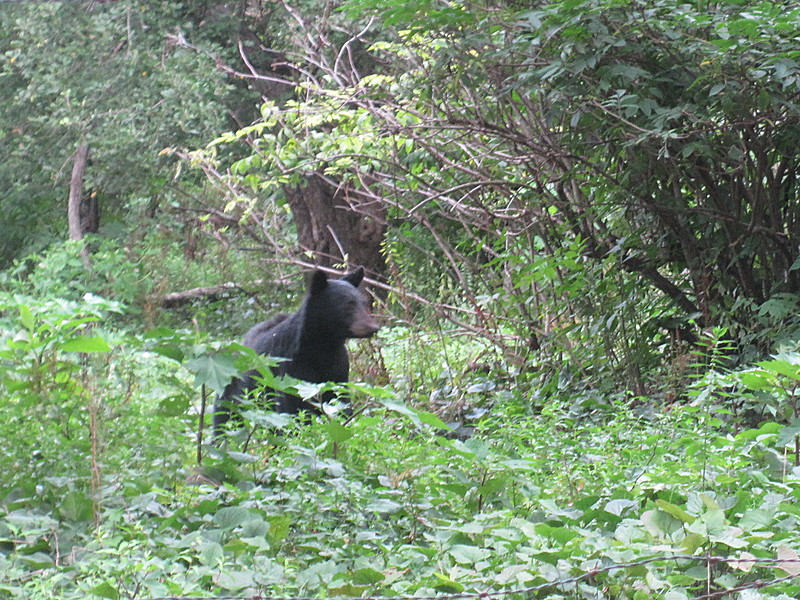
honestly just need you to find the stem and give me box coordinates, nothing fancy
[197,384,207,465]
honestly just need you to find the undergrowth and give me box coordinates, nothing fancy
[1,293,800,599]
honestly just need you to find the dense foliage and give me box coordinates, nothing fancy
[3,1,800,599]
[201,0,800,374]
[0,1,234,266]
[3,287,800,599]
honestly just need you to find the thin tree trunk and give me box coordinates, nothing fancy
[68,143,92,268]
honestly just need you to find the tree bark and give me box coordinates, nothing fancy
[283,172,386,284]
[67,143,92,267]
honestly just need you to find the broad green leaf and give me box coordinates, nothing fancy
[682,532,705,553]
[90,581,119,600]
[737,370,775,390]
[241,518,269,538]
[18,551,54,569]
[735,421,781,440]
[730,552,756,573]
[641,509,682,537]
[448,544,491,564]
[605,498,638,516]
[755,359,800,381]
[185,353,239,393]
[323,420,354,443]
[433,572,464,593]
[198,542,224,566]
[351,568,385,585]
[60,335,112,353]
[226,451,260,463]
[59,490,93,522]
[687,509,726,538]
[150,344,184,361]
[655,500,695,524]
[534,523,579,544]
[295,380,325,399]
[217,570,256,591]
[329,584,370,597]
[777,546,800,577]
[267,515,291,546]
[415,409,450,430]
[777,546,800,576]
[777,419,800,446]
[19,305,34,331]
[738,509,774,530]
[711,525,748,549]
[214,506,251,529]
[365,499,402,513]
[240,409,292,429]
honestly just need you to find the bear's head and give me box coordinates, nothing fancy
[305,267,380,340]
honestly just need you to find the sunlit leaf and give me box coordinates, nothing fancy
[60,336,111,353]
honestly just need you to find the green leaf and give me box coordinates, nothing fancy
[90,581,119,600]
[641,509,682,537]
[365,499,402,513]
[150,344,184,361]
[379,398,449,430]
[18,551,54,569]
[329,584,370,596]
[534,523,579,544]
[433,572,465,593]
[198,542,224,566]
[351,568,385,585]
[59,490,93,522]
[777,546,800,576]
[19,305,34,331]
[755,359,800,381]
[323,420,354,443]
[158,395,190,417]
[217,570,256,591]
[448,544,491,564]
[60,335,112,353]
[415,409,450,430]
[605,498,638,516]
[267,515,291,546]
[709,83,725,96]
[682,532,705,553]
[655,500,695,524]
[738,370,775,390]
[295,380,325,399]
[711,525,747,549]
[185,353,239,393]
[687,509,726,538]
[214,506,251,529]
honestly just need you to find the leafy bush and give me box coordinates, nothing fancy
[0,239,147,308]
[2,324,800,599]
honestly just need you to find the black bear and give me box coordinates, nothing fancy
[213,266,379,434]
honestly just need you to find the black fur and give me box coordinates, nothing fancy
[213,267,379,434]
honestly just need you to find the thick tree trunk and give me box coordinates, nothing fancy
[283,172,386,284]
[67,143,92,267]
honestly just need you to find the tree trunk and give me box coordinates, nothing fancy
[283,172,386,284]
[67,143,92,267]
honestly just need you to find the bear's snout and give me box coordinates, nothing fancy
[350,313,380,338]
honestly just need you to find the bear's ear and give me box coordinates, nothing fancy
[342,266,364,288]
[309,269,329,295]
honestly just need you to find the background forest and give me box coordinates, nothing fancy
[2,0,800,598]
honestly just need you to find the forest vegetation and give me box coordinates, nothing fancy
[2,0,800,598]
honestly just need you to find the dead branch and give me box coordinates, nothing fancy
[153,280,267,308]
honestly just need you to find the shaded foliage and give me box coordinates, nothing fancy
[0,1,233,266]
[194,0,800,392]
